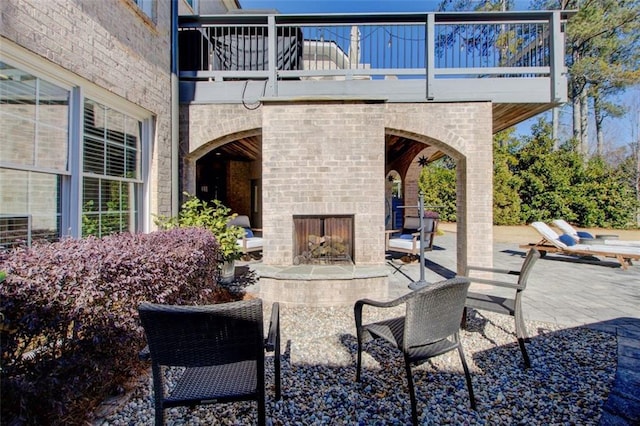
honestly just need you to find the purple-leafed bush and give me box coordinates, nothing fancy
[0,227,241,425]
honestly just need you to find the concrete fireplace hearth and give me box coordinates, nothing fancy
[252,263,389,307]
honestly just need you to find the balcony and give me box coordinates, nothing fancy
[178,10,572,132]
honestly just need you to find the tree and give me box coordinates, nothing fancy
[493,129,523,225]
[514,117,639,227]
[514,118,585,222]
[570,156,639,227]
[537,0,640,155]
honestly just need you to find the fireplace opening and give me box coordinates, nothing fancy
[293,215,354,265]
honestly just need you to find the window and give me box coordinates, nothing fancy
[0,57,152,245]
[133,0,156,22]
[82,99,142,237]
[0,62,68,246]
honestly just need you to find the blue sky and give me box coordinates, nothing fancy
[238,0,639,151]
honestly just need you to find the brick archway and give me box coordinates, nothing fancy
[384,102,493,274]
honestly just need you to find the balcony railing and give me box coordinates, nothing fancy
[178,11,571,104]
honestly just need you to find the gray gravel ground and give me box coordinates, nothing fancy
[98,305,616,425]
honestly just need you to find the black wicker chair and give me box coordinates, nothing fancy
[138,299,281,426]
[354,277,475,425]
[460,248,540,368]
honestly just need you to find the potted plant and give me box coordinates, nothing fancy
[155,194,244,283]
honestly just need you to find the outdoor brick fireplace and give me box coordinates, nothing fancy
[254,101,390,305]
[293,215,354,264]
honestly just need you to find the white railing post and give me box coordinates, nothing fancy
[426,13,435,100]
[549,11,564,102]
[267,15,278,97]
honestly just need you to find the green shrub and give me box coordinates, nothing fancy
[0,227,240,425]
[418,160,457,222]
[155,194,245,262]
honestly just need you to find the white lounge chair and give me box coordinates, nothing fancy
[552,219,640,247]
[228,215,263,256]
[525,221,640,270]
[385,216,438,258]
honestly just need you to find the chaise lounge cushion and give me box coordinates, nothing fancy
[577,231,594,239]
[558,234,576,246]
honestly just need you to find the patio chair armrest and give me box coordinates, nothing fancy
[385,229,401,238]
[139,345,151,362]
[465,265,520,276]
[355,291,417,328]
[355,294,411,310]
[456,274,523,290]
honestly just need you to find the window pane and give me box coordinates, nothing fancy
[0,168,61,247]
[38,79,69,128]
[0,115,35,165]
[106,142,125,176]
[82,177,137,237]
[37,125,68,170]
[134,0,156,21]
[0,61,68,171]
[83,99,140,179]
[83,136,104,174]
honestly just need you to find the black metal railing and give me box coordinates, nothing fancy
[178,10,571,101]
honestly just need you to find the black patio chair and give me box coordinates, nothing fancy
[460,248,540,368]
[138,299,281,426]
[354,277,475,425]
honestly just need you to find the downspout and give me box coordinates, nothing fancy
[171,0,179,216]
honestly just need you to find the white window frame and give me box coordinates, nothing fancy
[133,0,157,22]
[1,41,154,240]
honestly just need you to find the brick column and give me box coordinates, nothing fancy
[261,101,386,266]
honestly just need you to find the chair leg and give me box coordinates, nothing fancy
[514,303,531,368]
[456,342,476,410]
[356,332,363,382]
[154,407,163,426]
[152,365,164,426]
[356,347,362,382]
[516,336,531,368]
[403,355,419,426]
[275,336,281,400]
[461,306,468,329]
[514,298,530,341]
[257,394,266,426]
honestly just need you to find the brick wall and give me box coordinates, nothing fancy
[261,101,386,265]
[179,103,262,200]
